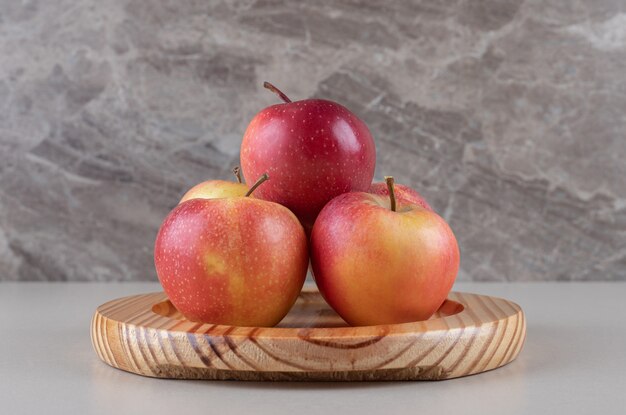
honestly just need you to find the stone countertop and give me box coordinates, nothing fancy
[1,282,625,415]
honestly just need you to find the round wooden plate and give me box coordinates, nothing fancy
[91,285,525,381]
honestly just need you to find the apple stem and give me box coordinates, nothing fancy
[232,166,242,184]
[385,176,396,212]
[245,173,269,197]
[263,81,292,103]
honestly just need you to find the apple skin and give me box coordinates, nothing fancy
[240,99,376,230]
[154,197,308,327]
[179,180,248,204]
[310,192,459,326]
[369,182,432,211]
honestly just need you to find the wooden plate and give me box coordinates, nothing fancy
[91,285,525,381]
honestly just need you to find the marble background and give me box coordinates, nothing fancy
[1,0,625,282]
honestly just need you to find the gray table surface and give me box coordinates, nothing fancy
[1,282,625,415]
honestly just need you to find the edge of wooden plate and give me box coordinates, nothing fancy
[91,286,526,381]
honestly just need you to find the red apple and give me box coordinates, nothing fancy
[369,181,432,211]
[155,174,308,327]
[179,167,248,203]
[240,82,376,231]
[310,177,459,326]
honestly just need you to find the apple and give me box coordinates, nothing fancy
[310,177,460,326]
[369,181,432,211]
[240,82,376,231]
[155,174,309,327]
[179,167,248,203]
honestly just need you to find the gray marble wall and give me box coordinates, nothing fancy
[1,0,625,281]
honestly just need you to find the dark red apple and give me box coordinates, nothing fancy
[240,82,376,231]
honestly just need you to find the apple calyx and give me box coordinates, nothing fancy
[263,81,292,103]
[232,166,243,183]
[384,176,396,212]
[245,173,270,197]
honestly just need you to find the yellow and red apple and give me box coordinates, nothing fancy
[369,181,432,211]
[179,167,248,203]
[155,174,308,327]
[310,177,459,326]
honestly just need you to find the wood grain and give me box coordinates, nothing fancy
[91,286,526,381]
